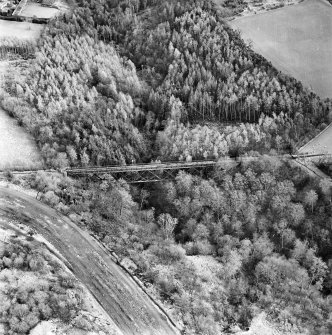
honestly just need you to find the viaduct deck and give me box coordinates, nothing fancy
[1,154,331,183]
[65,153,331,183]
[66,160,220,183]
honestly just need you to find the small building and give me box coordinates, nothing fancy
[0,7,12,16]
[0,1,17,16]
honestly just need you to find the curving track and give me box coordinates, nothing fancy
[0,187,180,335]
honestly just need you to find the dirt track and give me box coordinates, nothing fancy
[0,187,179,335]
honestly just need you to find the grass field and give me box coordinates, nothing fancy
[20,3,59,18]
[0,18,43,169]
[0,62,43,170]
[299,123,332,155]
[0,106,43,170]
[214,0,301,17]
[0,20,43,40]
[230,0,332,98]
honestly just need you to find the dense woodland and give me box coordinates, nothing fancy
[1,0,332,334]
[1,0,331,165]
[0,38,35,59]
[30,156,332,334]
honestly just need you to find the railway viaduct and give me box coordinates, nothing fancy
[65,153,331,183]
[1,153,331,183]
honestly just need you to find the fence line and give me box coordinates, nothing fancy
[0,13,50,24]
[12,0,28,16]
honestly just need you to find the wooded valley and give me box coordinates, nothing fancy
[0,0,332,334]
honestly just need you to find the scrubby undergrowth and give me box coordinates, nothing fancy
[0,235,89,335]
[30,156,332,334]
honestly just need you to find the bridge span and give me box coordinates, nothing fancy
[1,153,331,183]
[66,153,331,183]
[66,160,220,183]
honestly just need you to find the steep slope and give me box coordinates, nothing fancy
[0,223,121,335]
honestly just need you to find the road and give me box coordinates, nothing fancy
[0,187,179,335]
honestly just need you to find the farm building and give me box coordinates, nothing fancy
[0,0,19,16]
[0,0,57,19]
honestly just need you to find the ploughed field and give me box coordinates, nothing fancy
[230,0,332,98]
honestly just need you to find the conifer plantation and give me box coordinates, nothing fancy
[2,0,331,165]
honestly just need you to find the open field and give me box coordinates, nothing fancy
[230,0,332,98]
[20,3,59,18]
[0,107,43,170]
[214,0,301,17]
[299,124,332,155]
[0,61,43,170]
[0,20,43,40]
[238,0,301,18]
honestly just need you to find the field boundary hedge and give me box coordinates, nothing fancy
[0,15,49,24]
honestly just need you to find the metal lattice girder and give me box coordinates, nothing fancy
[4,153,332,182]
[67,160,217,175]
[64,154,332,183]
[66,159,235,183]
[66,160,219,183]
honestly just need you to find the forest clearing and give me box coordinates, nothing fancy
[230,0,332,98]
